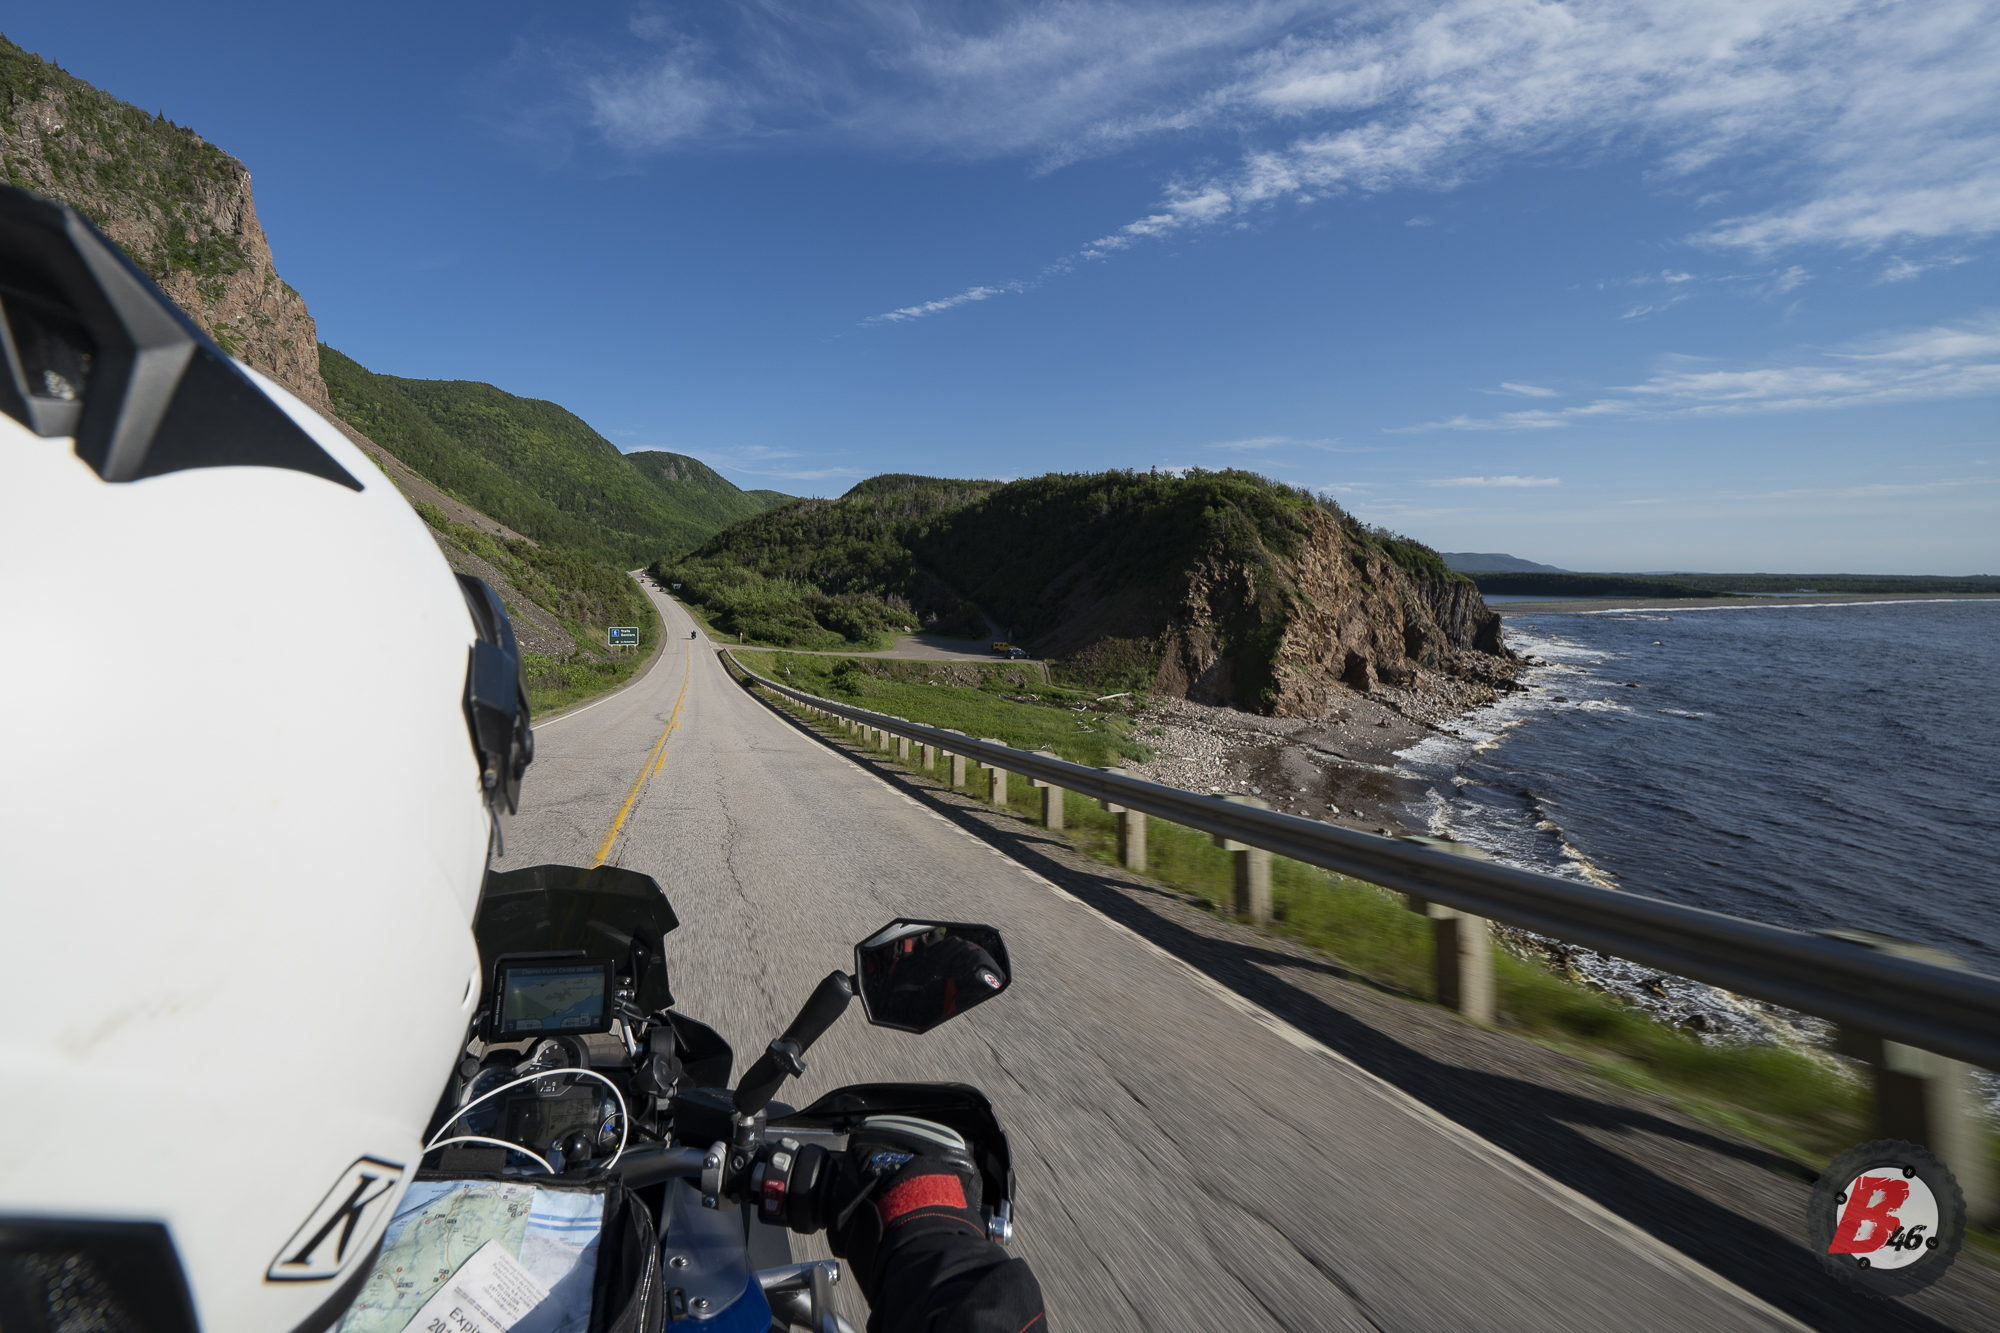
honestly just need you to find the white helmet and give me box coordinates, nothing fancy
[0,187,532,1331]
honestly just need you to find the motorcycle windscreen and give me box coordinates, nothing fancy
[474,864,679,1015]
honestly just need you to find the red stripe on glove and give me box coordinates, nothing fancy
[877,1174,969,1227]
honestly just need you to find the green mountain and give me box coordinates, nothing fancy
[660,470,1510,713]
[657,475,1005,646]
[321,346,788,567]
[624,450,787,530]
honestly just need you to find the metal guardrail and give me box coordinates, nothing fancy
[726,653,2000,1072]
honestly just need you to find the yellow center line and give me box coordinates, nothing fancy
[592,643,692,868]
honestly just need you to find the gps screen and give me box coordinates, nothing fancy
[497,960,610,1037]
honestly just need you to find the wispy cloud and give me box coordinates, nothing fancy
[866,282,1027,324]
[1429,475,1562,487]
[1493,382,1559,398]
[1765,265,1812,295]
[1402,313,2000,430]
[550,3,2000,320]
[1879,254,1972,284]
[1621,292,1692,320]
[692,443,867,484]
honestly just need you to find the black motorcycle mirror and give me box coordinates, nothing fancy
[854,920,1010,1034]
[729,920,1011,1120]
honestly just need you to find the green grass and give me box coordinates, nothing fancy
[521,644,655,717]
[734,649,1151,768]
[740,662,1915,1176]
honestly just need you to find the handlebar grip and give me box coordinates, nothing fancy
[783,970,855,1051]
[734,971,854,1117]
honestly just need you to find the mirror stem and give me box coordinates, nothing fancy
[734,970,855,1117]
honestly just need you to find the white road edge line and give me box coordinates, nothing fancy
[752,687,1811,1331]
[536,579,680,729]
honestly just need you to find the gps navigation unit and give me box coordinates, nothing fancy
[490,955,615,1040]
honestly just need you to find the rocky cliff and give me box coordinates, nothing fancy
[0,36,330,413]
[1152,507,1513,717]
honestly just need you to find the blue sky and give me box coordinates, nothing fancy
[15,2,2000,572]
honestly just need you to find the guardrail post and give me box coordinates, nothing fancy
[1212,795,1271,925]
[949,752,966,787]
[897,735,911,761]
[978,741,1008,806]
[1031,778,1064,830]
[1824,931,1996,1225]
[1400,837,1495,1024]
[878,729,891,754]
[1119,810,1147,872]
[922,744,936,771]
[1098,769,1147,872]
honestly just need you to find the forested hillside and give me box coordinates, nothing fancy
[322,347,787,568]
[660,476,1004,646]
[661,470,1512,714]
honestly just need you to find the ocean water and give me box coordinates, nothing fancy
[1399,599,2000,980]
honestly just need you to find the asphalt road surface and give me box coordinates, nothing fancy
[500,583,1806,1332]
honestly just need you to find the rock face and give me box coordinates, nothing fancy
[1151,509,1514,717]
[0,37,331,413]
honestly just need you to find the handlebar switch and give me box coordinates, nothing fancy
[700,1141,726,1209]
[754,1137,802,1226]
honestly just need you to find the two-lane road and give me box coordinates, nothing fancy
[500,582,1800,1331]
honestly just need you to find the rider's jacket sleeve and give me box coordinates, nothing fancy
[867,1230,1047,1333]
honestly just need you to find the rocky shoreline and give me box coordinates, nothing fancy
[1123,663,1512,835]
[1120,663,1879,1061]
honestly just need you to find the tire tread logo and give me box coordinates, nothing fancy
[1808,1139,1964,1298]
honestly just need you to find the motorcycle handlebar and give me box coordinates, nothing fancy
[613,1143,710,1190]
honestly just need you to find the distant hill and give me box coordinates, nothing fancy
[321,348,788,567]
[1443,552,1570,573]
[1627,573,2000,595]
[662,470,1514,714]
[1466,573,1726,599]
[1466,571,2000,599]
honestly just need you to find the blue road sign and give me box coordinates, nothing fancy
[608,626,640,647]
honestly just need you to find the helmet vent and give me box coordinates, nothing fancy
[0,184,360,491]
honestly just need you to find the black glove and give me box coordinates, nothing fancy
[829,1124,1046,1333]
[829,1147,985,1303]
